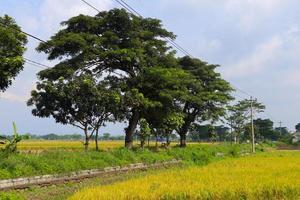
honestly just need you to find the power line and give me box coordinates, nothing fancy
[231,85,252,97]
[24,58,50,69]
[232,92,247,101]
[80,0,101,12]
[0,21,46,43]
[116,0,142,17]
[25,60,47,70]
[115,0,193,57]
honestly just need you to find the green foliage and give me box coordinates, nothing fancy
[28,75,121,149]
[177,56,233,146]
[295,123,300,132]
[227,99,265,142]
[0,193,23,200]
[244,118,281,141]
[139,118,151,148]
[1,122,22,156]
[0,15,27,92]
[189,124,230,142]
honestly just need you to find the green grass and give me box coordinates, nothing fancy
[0,143,251,180]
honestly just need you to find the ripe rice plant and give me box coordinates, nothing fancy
[70,151,300,200]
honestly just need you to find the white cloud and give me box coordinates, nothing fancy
[284,69,300,86]
[225,0,285,32]
[223,36,283,78]
[222,23,300,78]
[225,0,284,12]
[39,0,112,35]
[0,92,29,104]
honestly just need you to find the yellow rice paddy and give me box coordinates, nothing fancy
[70,151,300,200]
[0,140,213,151]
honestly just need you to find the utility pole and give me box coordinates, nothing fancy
[250,96,255,153]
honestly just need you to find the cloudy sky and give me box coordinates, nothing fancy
[0,0,299,135]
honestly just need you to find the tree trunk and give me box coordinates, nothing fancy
[180,134,187,147]
[84,127,89,151]
[95,127,99,151]
[155,134,158,149]
[125,110,140,148]
[141,140,145,149]
[166,130,171,147]
[84,135,90,151]
[178,120,191,148]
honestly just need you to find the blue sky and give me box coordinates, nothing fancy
[1,0,300,135]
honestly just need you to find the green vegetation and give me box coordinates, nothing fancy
[1,122,22,157]
[0,144,250,180]
[0,15,27,92]
[0,193,23,200]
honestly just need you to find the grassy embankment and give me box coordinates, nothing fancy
[0,143,249,180]
[70,150,300,200]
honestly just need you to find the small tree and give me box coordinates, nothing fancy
[227,99,265,143]
[139,118,151,149]
[28,75,121,150]
[161,113,184,146]
[1,122,22,156]
[0,15,27,92]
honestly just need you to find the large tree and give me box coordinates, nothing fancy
[34,9,177,148]
[177,56,233,147]
[0,15,27,92]
[28,75,120,150]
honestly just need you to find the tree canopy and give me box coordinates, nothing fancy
[28,75,121,150]
[177,56,233,147]
[0,15,27,92]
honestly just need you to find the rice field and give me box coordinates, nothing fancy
[70,151,300,200]
[0,140,127,151]
[0,140,215,151]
